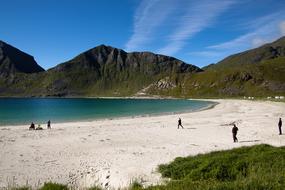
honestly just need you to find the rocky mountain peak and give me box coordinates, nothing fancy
[0,40,45,76]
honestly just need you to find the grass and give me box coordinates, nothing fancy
[131,144,285,190]
[38,182,68,190]
[6,145,285,190]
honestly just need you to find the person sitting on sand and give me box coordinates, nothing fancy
[36,124,43,130]
[178,118,184,129]
[47,120,51,129]
[29,122,35,130]
[278,118,282,135]
[232,124,239,142]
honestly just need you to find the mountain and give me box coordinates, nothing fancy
[213,36,285,68]
[0,44,201,97]
[0,37,284,98]
[0,40,44,78]
[171,37,285,97]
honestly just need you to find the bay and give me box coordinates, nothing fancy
[0,98,214,126]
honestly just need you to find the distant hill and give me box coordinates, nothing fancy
[0,37,284,98]
[213,36,285,68]
[0,40,44,78]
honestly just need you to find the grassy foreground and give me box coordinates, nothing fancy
[139,144,285,190]
[10,144,285,190]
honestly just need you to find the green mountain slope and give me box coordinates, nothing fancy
[212,36,285,68]
[0,44,201,97]
[0,37,285,98]
[145,37,285,98]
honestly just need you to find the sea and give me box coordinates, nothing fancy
[0,98,214,126]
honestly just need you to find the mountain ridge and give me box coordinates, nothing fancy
[0,37,284,98]
[211,36,285,68]
[0,42,201,97]
[0,40,44,78]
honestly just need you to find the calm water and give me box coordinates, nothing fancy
[0,98,214,126]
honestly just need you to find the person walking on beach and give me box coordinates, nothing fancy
[47,120,51,129]
[178,118,184,129]
[232,124,238,142]
[278,118,282,135]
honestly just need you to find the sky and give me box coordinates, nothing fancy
[1,0,285,69]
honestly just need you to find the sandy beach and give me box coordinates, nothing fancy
[0,99,285,189]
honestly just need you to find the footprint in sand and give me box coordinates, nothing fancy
[80,137,87,142]
[104,171,111,188]
[133,152,143,156]
[1,128,10,131]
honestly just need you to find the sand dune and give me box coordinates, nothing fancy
[0,99,284,189]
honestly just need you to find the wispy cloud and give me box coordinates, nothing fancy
[125,0,176,51]
[238,12,282,31]
[126,0,285,68]
[280,21,285,35]
[208,12,285,50]
[158,0,235,55]
[189,51,221,57]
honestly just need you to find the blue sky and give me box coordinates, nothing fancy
[1,0,285,69]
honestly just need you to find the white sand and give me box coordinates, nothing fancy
[0,99,284,189]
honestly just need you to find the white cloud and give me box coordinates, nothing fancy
[189,51,221,57]
[158,0,235,55]
[252,38,267,47]
[280,21,285,35]
[208,15,285,51]
[125,0,176,51]
[208,32,256,49]
[239,12,283,31]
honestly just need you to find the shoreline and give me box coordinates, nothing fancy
[0,99,217,127]
[1,99,284,189]
[0,95,174,99]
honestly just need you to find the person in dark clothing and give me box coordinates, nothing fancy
[232,124,238,142]
[278,118,282,135]
[47,120,51,129]
[178,118,184,129]
[29,122,35,130]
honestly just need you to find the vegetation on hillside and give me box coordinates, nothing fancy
[1,37,285,98]
[148,38,285,98]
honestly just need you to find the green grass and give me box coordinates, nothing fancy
[131,144,285,190]
[39,182,68,190]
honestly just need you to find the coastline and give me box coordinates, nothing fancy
[0,99,285,189]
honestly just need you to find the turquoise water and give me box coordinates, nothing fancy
[0,98,214,126]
